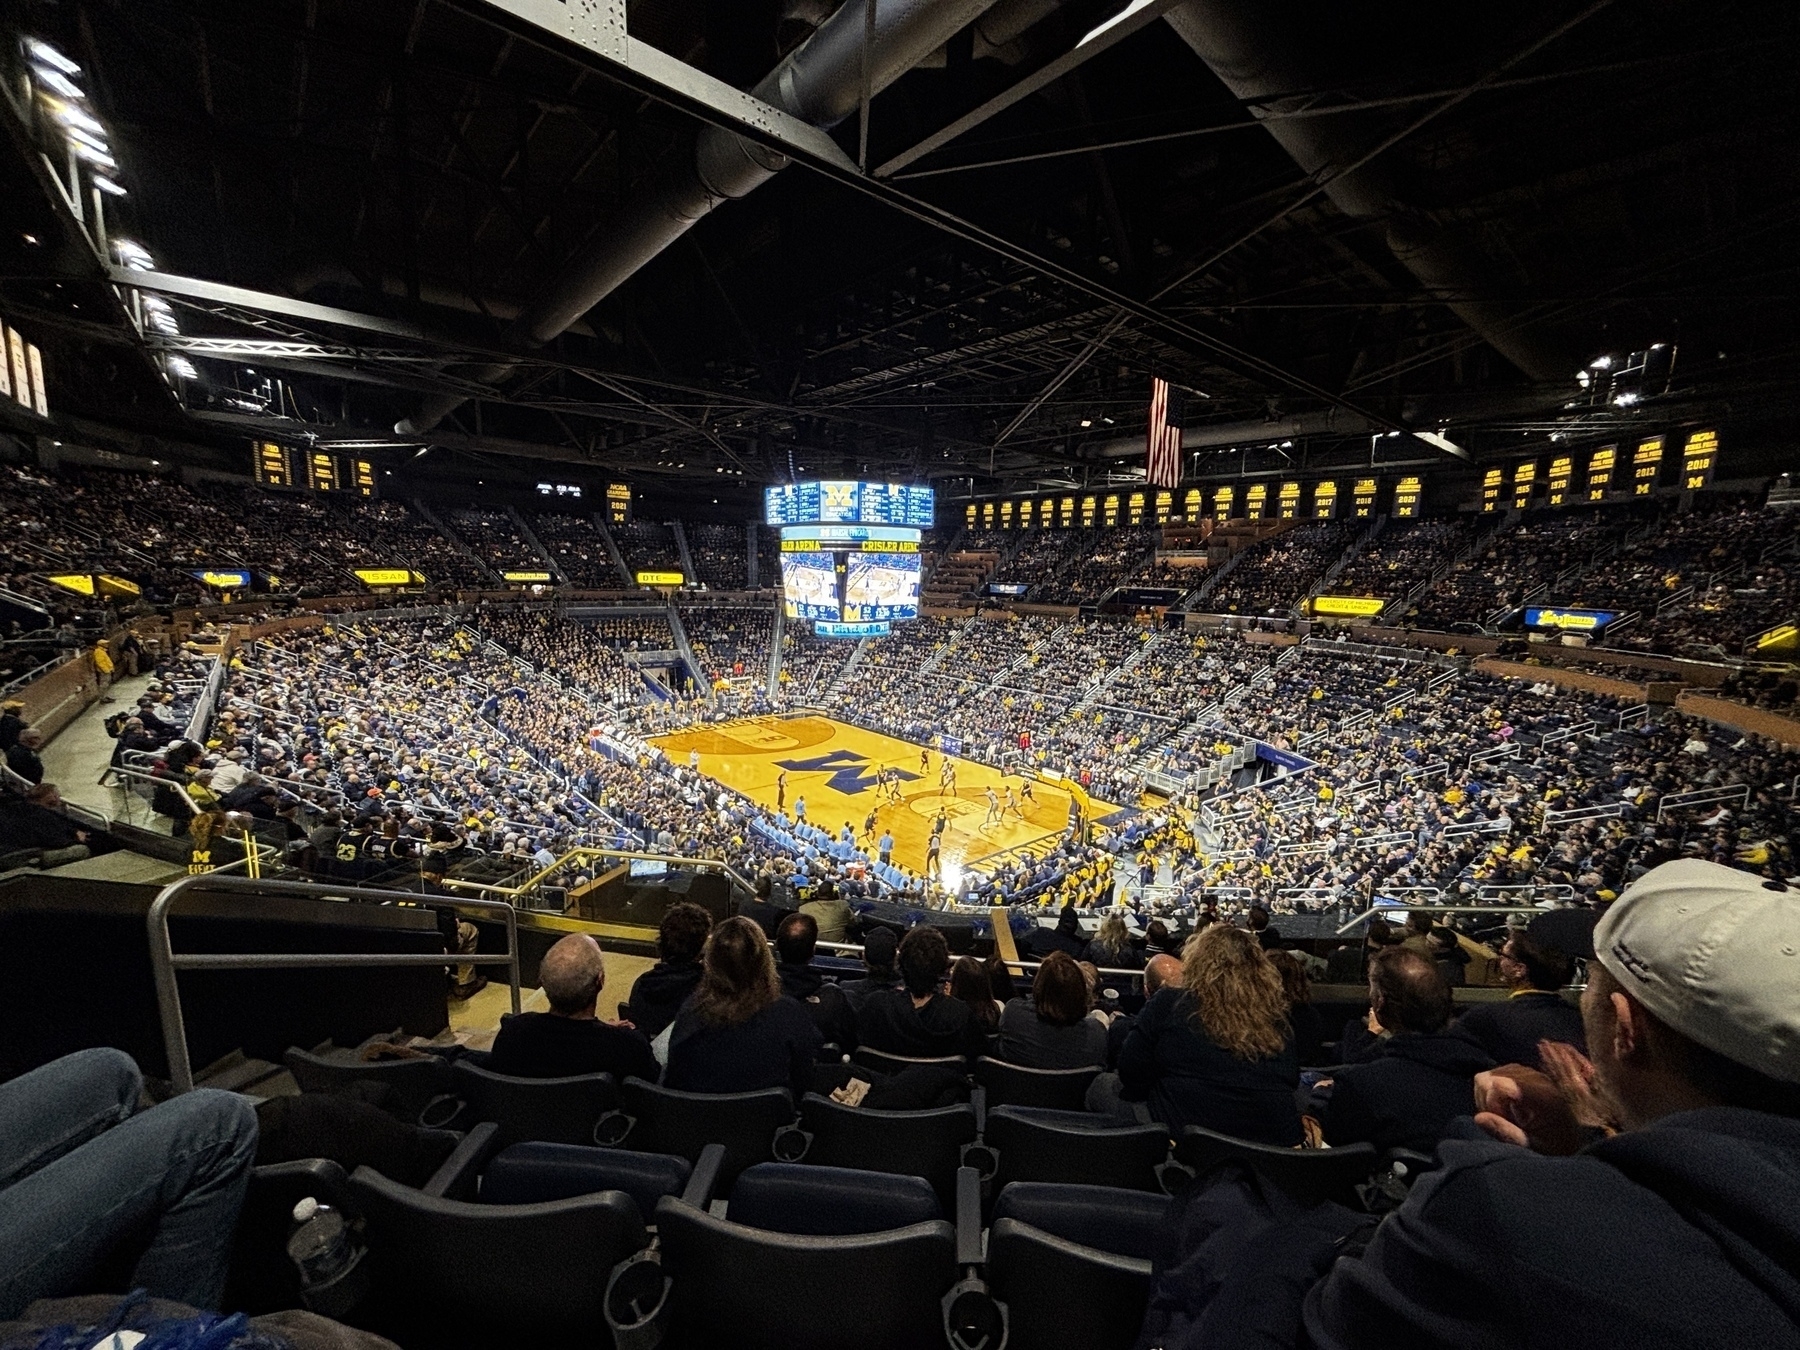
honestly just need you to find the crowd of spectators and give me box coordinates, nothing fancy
[686,523,749,589]
[1210,521,1357,615]
[530,511,621,587]
[1410,507,1637,629]
[444,508,540,576]
[1331,517,1477,603]
[610,520,682,575]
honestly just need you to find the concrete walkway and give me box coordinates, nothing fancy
[38,670,158,819]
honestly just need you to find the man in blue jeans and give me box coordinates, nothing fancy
[0,1047,258,1318]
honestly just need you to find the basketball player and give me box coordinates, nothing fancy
[1019,778,1036,806]
[920,746,931,776]
[925,831,941,879]
[776,770,787,812]
[863,806,878,840]
[983,785,1001,825]
[1002,785,1022,821]
[940,759,957,796]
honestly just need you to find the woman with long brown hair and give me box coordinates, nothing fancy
[1106,924,1302,1144]
[995,951,1109,1070]
[664,915,821,1099]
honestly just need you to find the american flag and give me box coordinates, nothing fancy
[1146,376,1184,490]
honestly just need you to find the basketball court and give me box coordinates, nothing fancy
[649,714,1118,878]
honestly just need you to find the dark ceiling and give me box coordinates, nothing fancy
[2,0,1797,503]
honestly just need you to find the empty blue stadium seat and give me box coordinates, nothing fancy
[480,1141,691,1215]
[728,1162,942,1234]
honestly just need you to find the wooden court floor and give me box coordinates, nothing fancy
[650,715,1117,878]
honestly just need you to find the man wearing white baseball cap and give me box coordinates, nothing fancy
[1294,859,1800,1348]
[1138,860,1800,1348]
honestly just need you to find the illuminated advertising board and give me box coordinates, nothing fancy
[505,570,556,584]
[353,568,425,587]
[1311,595,1387,617]
[815,621,891,638]
[193,569,252,589]
[633,570,684,586]
[1525,606,1619,632]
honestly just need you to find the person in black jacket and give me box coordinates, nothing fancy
[1321,948,1495,1154]
[664,916,820,1100]
[5,728,44,786]
[1454,928,1586,1069]
[836,926,902,1009]
[1026,905,1087,960]
[774,910,857,1050]
[1098,924,1302,1145]
[623,902,712,1040]
[854,925,989,1061]
[488,933,657,1083]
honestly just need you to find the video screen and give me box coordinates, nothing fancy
[780,550,840,621]
[843,550,920,622]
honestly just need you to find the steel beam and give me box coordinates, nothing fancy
[467,0,859,174]
[874,0,1190,179]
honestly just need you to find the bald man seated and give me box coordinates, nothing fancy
[1106,952,1185,1069]
[487,933,658,1083]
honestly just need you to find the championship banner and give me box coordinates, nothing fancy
[1310,595,1386,618]
[1525,606,1618,632]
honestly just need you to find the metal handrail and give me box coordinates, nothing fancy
[1334,903,1566,936]
[148,873,522,1094]
[436,845,754,901]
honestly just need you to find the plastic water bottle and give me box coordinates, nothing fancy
[287,1196,368,1317]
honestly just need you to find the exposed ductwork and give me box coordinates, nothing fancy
[397,0,1002,436]
[1164,1,1567,384]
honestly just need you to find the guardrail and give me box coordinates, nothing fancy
[1275,839,1333,857]
[1468,741,1520,767]
[1541,800,1627,829]
[1615,703,1651,728]
[1441,815,1513,838]
[149,874,522,1095]
[1477,882,1575,904]
[1351,830,1416,850]
[1540,720,1596,745]
[437,845,755,905]
[1334,903,1561,935]
[1655,782,1749,822]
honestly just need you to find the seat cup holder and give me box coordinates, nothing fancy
[416,1094,464,1131]
[771,1124,812,1162]
[594,1111,635,1148]
[959,1143,998,1183]
[943,1279,1008,1350]
[605,1249,671,1350]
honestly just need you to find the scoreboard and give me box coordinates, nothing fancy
[764,480,935,527]
[252,441,376,496]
